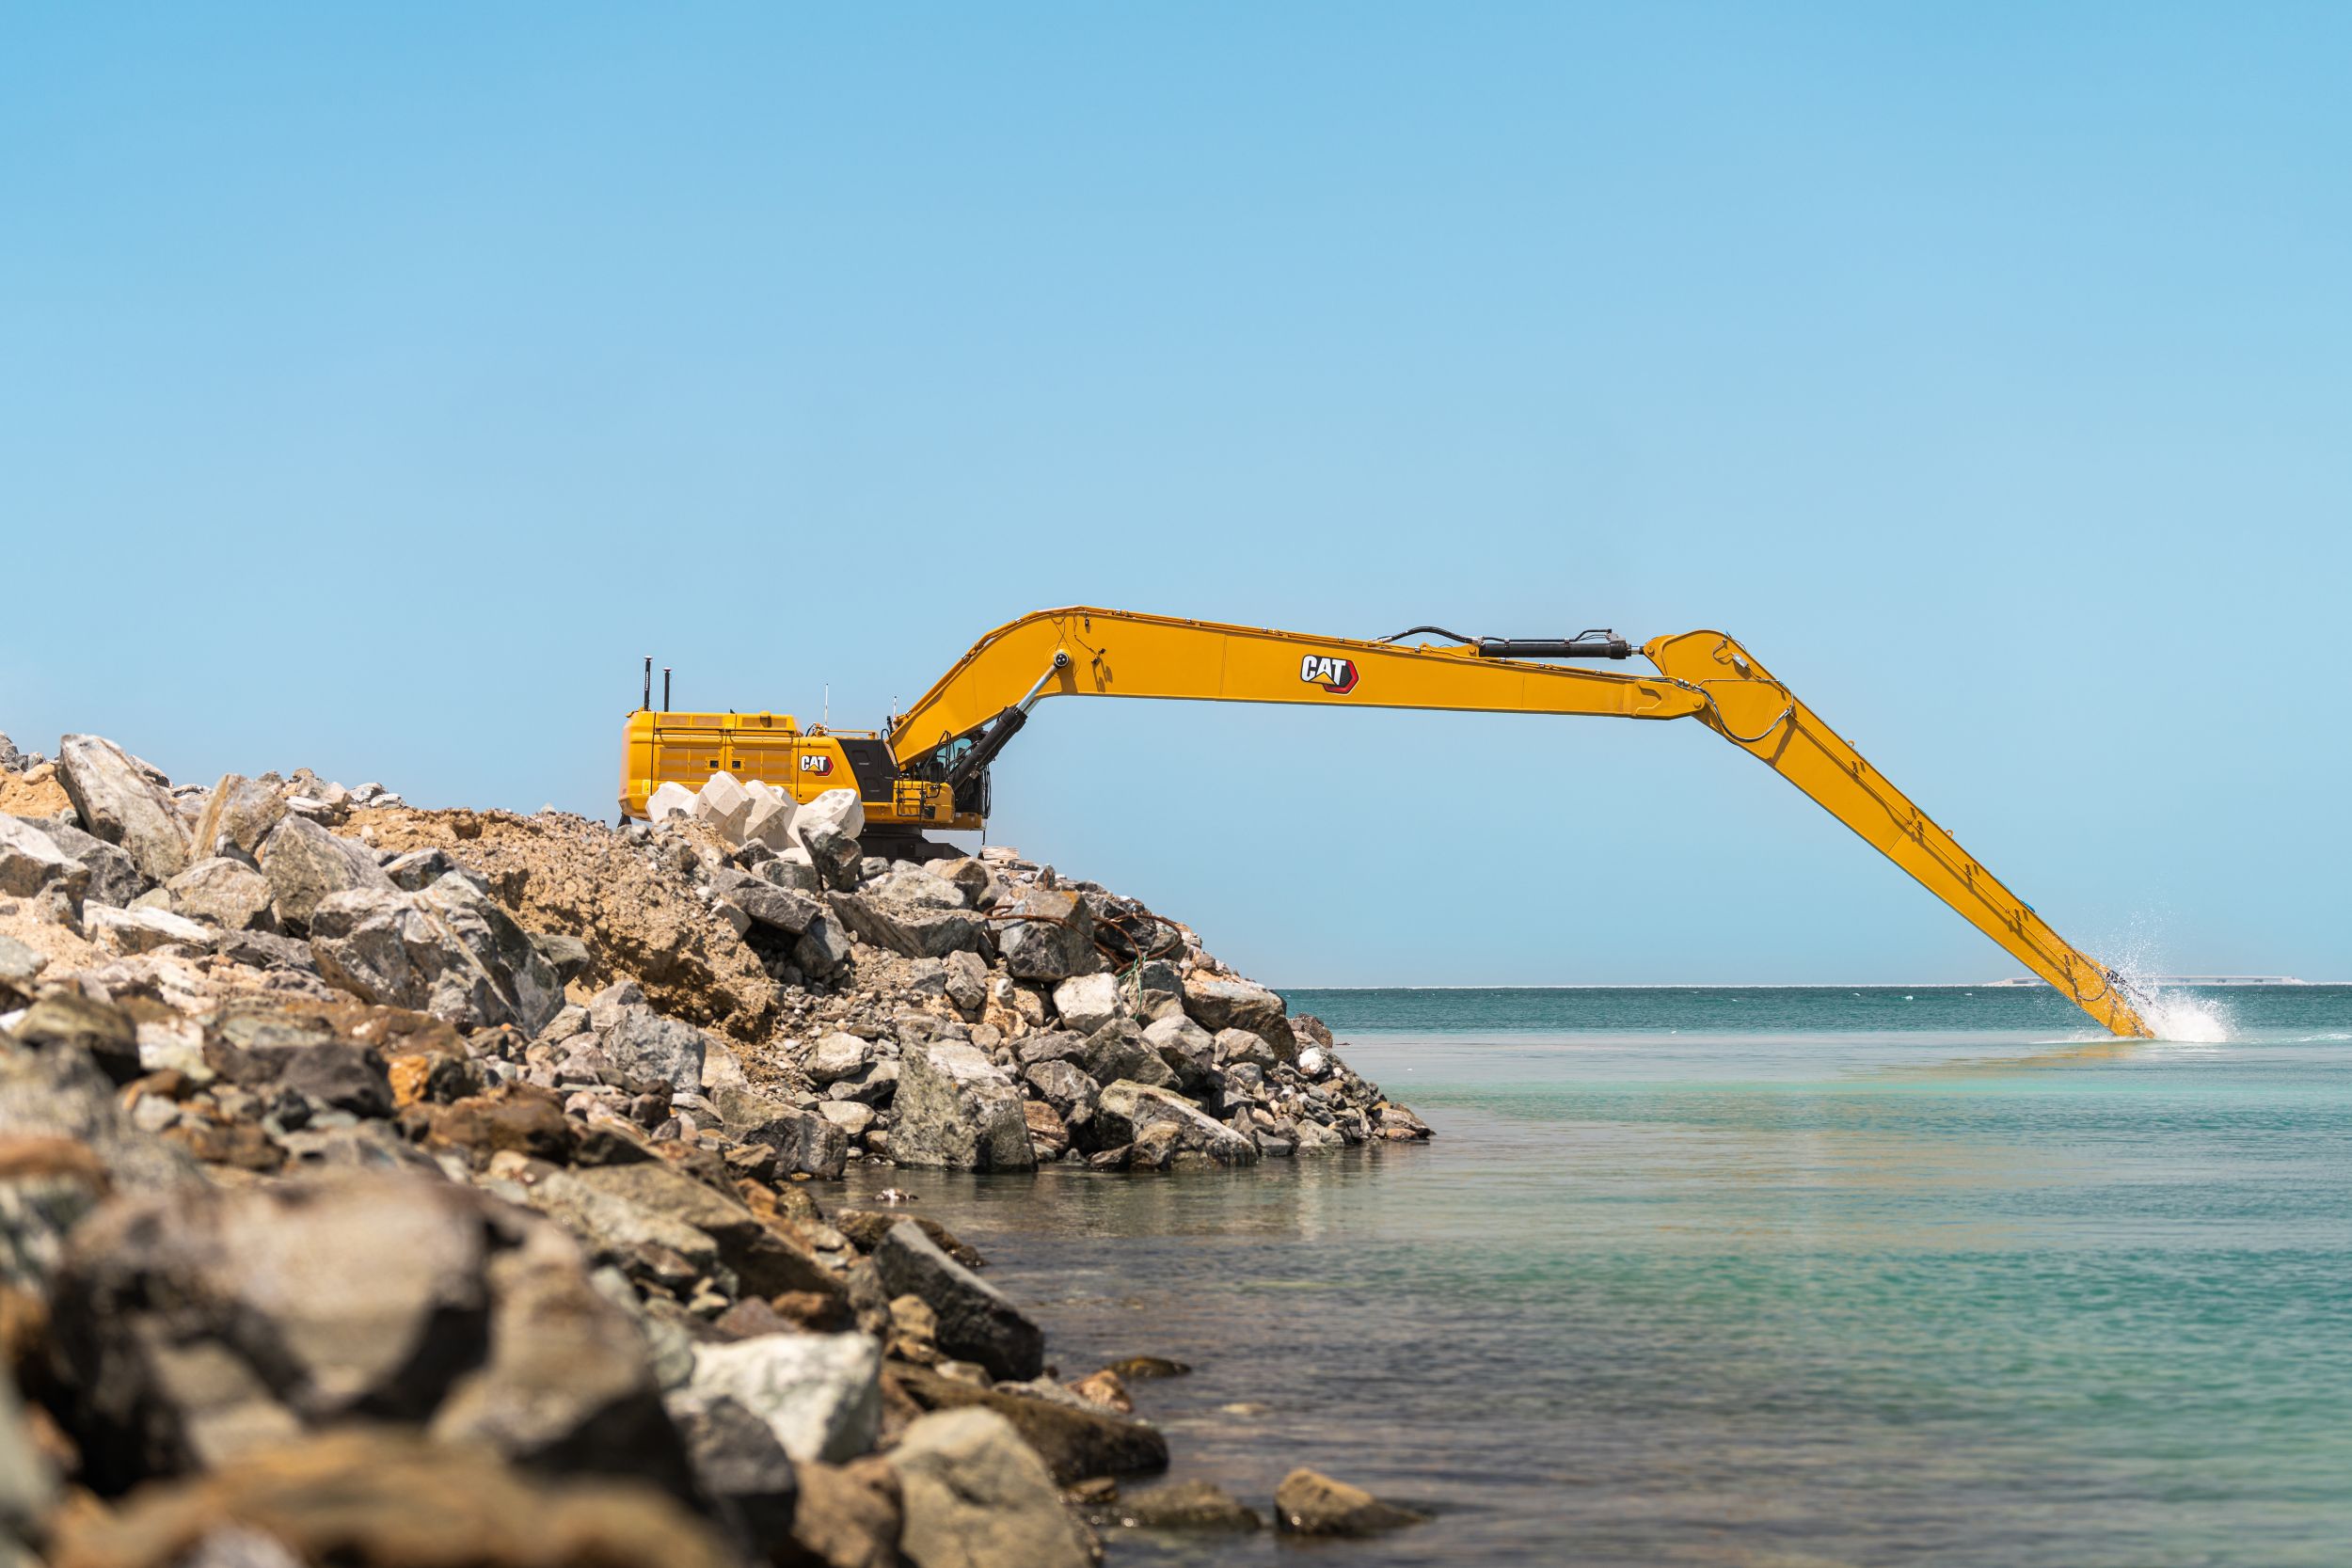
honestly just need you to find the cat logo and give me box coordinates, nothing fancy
[798,753,834,775]
[1298,654,1359,695]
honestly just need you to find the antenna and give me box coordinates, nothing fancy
[642,656,652,711]
[823,684,829,726]
[663,667,672,709]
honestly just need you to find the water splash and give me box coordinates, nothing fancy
[2135,989,2234,1043]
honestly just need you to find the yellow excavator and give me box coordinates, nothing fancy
[619,607,2151,1037]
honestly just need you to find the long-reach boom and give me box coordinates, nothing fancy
[618,607,2149,1037]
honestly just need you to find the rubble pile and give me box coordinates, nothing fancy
[0,734,1430,1568]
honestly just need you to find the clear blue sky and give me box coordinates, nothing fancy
[4,5,2345,985]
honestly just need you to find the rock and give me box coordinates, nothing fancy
[817,1100,875,1137]
[792,912,853,977]
[32,816,147,908]
[722,875,823,937]
[645,781,697,823]
[1066,1368,1131,1412]
[830,1212,987,1270]
[889,1408,1092,1568]
[826,890,989,960]
[596,1005,711,1097]
[669,1394,799,1546]
[925,857,995,905]
[683,1332,882,1463]
[1378,1102,1434,1140]
[189,774,287,863]
[1105,1480,1263,1531]
[86,904,215,957]
[891,1043,1037,1172]
[571,1162,840,1298]
[1293,1117,1345,1155]
[165,857,276,931]
[993,886,1094,981]
[57,734,191,882]
[691,772,754,842]
[381,847,458,891]
[865,865,968,910]
[887,1364,1169,1483]
[529,930,593,986]
[1296,1045,1328,1078]
[0,932,46,990]
[51,1173,679,1492]
[787,1458,904,1568]
[1051,973,1123,1035]
[1214,1027,1277,1069]
[1023,1099,1069,1158]
[1182,974,1295,1057]
[310,875,564,1036]
[1079,1022,1174,1091]
[523,1167,719,1279]
[260,816,394,934]
[1141,1015,1217,1091]
[0,1371,57,1562]
[789,787,866,851]
[1272,1467,1429,1536]
[40,1429,734,1568]
[761,847,825,895]
[1093,1081,1260,1167]
[1014,1030,1087,1068]
[0,815,87,902]
[805,1031,875,1085]
[1120,959,1185,1024]
[10,990,144,1084]
[739,1103,850,1180]
[873,1221,1042,1382]
[215,929,316,973]
[1022,1059,1099,1128]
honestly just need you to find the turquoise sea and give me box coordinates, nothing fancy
[847,986,2352,1566]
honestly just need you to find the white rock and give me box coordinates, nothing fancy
[789,787,866,847]
[692,772,755,843]
[1052,973,1124,1035]
[683,1331,882,1463]
[1297,1046,1329,1079]
[645,781,696,824]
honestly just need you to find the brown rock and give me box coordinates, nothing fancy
[1272,1467,1429,1536]
[887,1364,1168,1484]
[1102,1479,1263,1531]
[784,1457,903,1568]
[1067,1369,1132,1413]
[831,1210,988,1270]
[45,1430,732,1568]
[1023,1098,1069,1158]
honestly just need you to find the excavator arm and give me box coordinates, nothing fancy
[885,608,2149,1038]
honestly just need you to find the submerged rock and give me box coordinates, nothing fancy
[1272,1467,1430,1536]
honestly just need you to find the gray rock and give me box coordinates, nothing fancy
[941,949,990,1016]
[1014,1030,1089,1068]
[793,913,853,977]
[1120,958,1186,1024]
[567,1162,839,1299]
[261,815,394,934]
[1051,972,1124,1035]
[215,929,317,973]
[24,816,147,909]
[0,1366,57,1560]
[1273,1467,1429,1536]
[1214,1028,1278,1069]
[805,1032,875,1085]
[993,886,1095,981]
[53,1173,687,1495]
[891,1042,1037,1172]
[0,933,45,990]
[874,1222,1043,1382]
[1141,1015,1218,1092]
[308,873,564,1035]
[56,734,191,882]
[724,876,824,937]
[1183,974,1295,1057]
[670,1393,800,1545]
[166,856,276,931]
[1022,1059,1100,1127]
[890,1407,1091,1568]
[596,1005,711,1096]
[84,903,214,956]
[826,890,990,960]
[0,816,87,902]
[684,1332,882,1464]
[1080,1021,1176,1091]
[760,848,825,895]
[0,734,23,773]
[528,930,593,986]
[1094,1081,1261,1167]
[741,1104,850,1180]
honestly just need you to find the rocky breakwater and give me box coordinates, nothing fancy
[0,734,1429,1567]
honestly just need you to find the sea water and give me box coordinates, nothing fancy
[843,986,2352,1566]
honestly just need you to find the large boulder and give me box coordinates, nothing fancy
[889,1408,1092,1568]
[309,874,564,1035]
[1094,1081,1260,1167]
[56,734,190,882]
[562,1162,840,1300]
[669,1394,799,1546]
[682,1332,882,1464]
[0,815,88,902]
[50,1174,688,1496]
[19,816,145,908]
[1022,1059,1100,1128]
[260,815,394,934]
[645,780,696,823]
[826,890,989,960]
[165,855,277,931]
[1182,974,1295,1057]
[1079,1021,1175,1091]
[595,1004,712,1097]
[891,1043,1036,1172]
[993,886,1095,981]
[873,1221,1042,1382]
[887,1365,1169,1483]
[1140,1014,1217,1092]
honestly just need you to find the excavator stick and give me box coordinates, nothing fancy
[1643,631,2151,1038]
